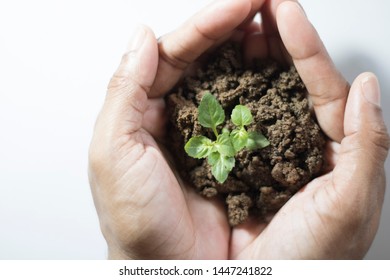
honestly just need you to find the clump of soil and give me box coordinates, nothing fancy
[166,43,325,226]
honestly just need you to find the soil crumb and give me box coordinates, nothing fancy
[166,43,325,226]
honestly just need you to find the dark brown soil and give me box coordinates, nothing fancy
[166,43,326,226]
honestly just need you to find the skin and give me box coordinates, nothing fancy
[88,0,390,259]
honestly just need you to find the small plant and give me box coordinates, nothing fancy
[185,92,269,183]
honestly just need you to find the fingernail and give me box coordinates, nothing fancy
[126,25,146,53]
[362,74,381,106]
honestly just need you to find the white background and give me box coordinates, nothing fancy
[0,0,389,259]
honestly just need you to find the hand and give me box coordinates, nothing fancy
[88,0,389,259]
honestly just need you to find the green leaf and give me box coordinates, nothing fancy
[198,93,225,135]
[246,131,270,150]
[208,152,235,183]
[215,132,235,157]
[230,128,248,152]
[231,105,253,127]
[184,136,213,158]
[222,127,230,134]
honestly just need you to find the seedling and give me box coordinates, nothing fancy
[185,92,269,183]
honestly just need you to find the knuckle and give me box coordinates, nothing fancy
[107,52,138,93]
[367,121,390,156]
[107,71,149,105]
[158,41,191,71]
[107,72,131,94]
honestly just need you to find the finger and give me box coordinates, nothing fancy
[241,21,266,64]
[243,0,298,66]
[240,0,268,28]
[277,1,350,142]
[254,0,297,63]
[142,97,167,139]
[243,30,291,67]
[261,0,298,34]
[335,73,389,193]
[324,73,389,255]
[102,25,158,137]
[149,0,263,98]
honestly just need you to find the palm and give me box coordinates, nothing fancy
[230,142,337,259]
[125,131,338,259]
[106,119,229,258]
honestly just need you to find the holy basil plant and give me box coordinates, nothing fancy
[185,92,269,183]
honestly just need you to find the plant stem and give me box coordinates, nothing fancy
[212,126,218,139]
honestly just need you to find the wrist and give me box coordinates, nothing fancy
[107,246,135,260]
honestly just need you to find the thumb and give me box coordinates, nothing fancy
[329,73,389,247]
[341,73,389,169]
[334,72,389,201]
[104,25,158,135]
[313,73,390,258]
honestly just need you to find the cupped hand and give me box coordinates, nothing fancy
[88,0,389,259]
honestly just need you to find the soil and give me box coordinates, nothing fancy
[166,43,326,226]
